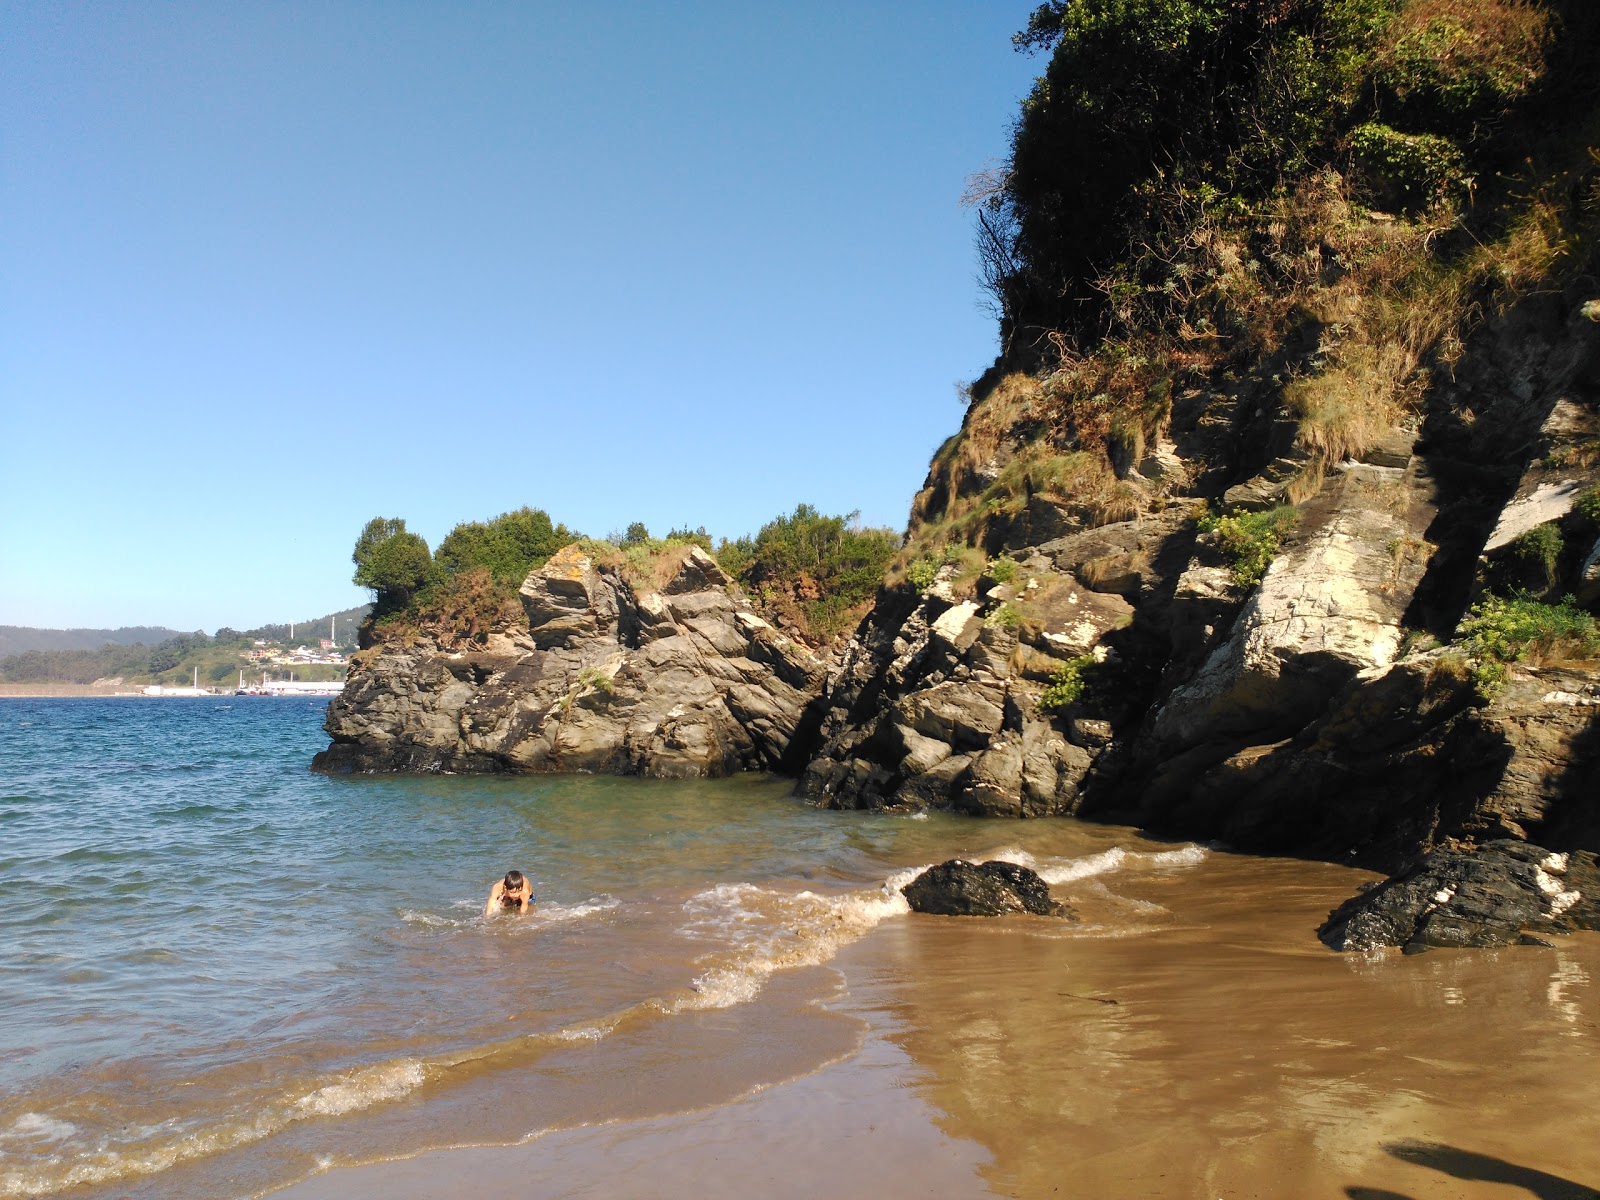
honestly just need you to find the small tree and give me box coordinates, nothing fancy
[352,516,434,610]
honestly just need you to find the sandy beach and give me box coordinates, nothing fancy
[0,683,133,698]
[264,849,1600,1200]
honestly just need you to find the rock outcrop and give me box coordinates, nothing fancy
[796,293,1600,881]
[1319,841,1600,953]
[902,859,1069,917]
[314,546,826,778]
[801,507,1194,816]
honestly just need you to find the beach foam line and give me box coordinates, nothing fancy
[400,895,620,930]
[0,1007,648,1199]
[670,877,914,1012]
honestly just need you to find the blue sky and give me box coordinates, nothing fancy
[1,1,1041,631]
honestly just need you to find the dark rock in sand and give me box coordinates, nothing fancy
[1319,840,1600,953]
[902,859,1069,917]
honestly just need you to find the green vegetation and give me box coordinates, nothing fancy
[0,605,365,688]
[1199,506,1301,588]
[357,507,574,643]
[987,554,1021,584]
[350,501,897,647]
[986,603,1025,630]
[352,517,435,615]
[715,505,900,640]
[910,0,1596,575]
[1510,522,1564,590]
[1576,485,1600,525]
[1039,654,1098,714]
[435,507,574,584]
[1457,593,1600,695]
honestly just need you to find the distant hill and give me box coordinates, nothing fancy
[0,625,186,657]
[0,604,372,685]
[233,606,371,647]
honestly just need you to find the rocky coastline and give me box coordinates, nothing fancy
[316,299,1600,947]
[314,545,825,779]
[316,4,1600,949]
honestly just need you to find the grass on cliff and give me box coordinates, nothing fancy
[907,0,1598,573]
[1199,506,1302,589]
[1457,593,1600,695]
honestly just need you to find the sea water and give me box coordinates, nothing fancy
[3,699,1599,1199]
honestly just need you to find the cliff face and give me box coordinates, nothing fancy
[318,3,1600,895]
[314,546,825,778]
[800,292,1600,873]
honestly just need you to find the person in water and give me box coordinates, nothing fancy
[484,870,533,917]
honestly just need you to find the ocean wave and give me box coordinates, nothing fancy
[0,1112,78,1144]
[672,878,911,1012]
[293,1060,427,1117]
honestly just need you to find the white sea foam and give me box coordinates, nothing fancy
[405,895,619,930]
[1,1112,77,1143]
[293,1060,427,1117]
[673,877,912,1012]
[1147,845,1207,868]
[399,909,455,927]
[533,896,620,925]
[552,1024,610,1043]
[1037,847,1128,884]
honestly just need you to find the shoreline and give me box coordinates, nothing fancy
[261,1007,990,1200]
[0,683,138,698]
[258,854,1600,1200]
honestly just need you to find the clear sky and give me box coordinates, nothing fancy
[1,1,1041,632]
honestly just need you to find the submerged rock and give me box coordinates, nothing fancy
[902,859,1069,917]
[1319,840,1600,953]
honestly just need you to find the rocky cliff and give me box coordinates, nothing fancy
[314,545,825,778]
[319,3,1600,923]
[800,293,1600,874]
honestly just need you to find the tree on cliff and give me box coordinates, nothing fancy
[434,506,573,585]
[352,517,435,612]
[992,0,1398,343]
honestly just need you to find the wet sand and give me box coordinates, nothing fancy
[267,849,1600,1200]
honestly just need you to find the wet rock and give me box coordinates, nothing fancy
[1319,840,1600,953]
[902,860,1069,917]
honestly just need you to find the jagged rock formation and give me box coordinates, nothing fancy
[902,860,1069,917]
[800,294,1600,875]
[314,546,825,777]
[1319,841,1600,953]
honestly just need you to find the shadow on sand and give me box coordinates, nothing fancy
[1346,1140,1600,1199]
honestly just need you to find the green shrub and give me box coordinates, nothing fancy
[1349,122,1469,207]
[1377,14,1545,127]
[1198,505,1301,588]
[1039,654,1098,714]
[1457,594,1600,696]
[716,504,900,639]
[434,507,574,585]
[1576,485,1600,525]
[1510,522,1564,589]
[987,554,1021,584]
[907,558,939,591]
[986,603,1024,629]
[352,517,436,613]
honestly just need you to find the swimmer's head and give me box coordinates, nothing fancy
[504,870,526,890]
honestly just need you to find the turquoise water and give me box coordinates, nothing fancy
[0,697,1181,1198]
